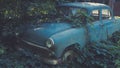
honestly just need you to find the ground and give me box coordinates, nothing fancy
[0,31,120,68]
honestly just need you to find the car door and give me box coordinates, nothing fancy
[101,9,114,38]
[87,9,104,42]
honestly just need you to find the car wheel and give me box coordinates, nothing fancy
[62,50,80,68]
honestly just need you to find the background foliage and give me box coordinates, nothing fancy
[0,0,120,68]
[0,0,87,25]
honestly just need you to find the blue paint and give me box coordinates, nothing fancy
[20,22,72,46]
[19,2,120,58]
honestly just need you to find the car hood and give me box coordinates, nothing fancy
[19,22,72,45]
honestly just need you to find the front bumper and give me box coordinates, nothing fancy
[41,57,62,65]
[18,38,61,65]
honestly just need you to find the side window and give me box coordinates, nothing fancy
[91,10,100,22]
[102,9,111,20]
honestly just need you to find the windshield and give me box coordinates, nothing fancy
[56,6,88,27]
[58,6,87,17]
[37,6,88,27]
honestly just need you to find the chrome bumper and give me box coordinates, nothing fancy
[42,57,62,65]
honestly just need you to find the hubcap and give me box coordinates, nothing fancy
[63,50,78,64]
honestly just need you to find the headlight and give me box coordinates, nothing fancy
[46,38,54,48]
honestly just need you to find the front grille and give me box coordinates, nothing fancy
[17,38,55,57]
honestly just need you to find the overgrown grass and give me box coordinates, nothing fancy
[110,43,120,68]
[0,32,120,68]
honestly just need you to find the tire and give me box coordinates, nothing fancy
[62,50,80,68]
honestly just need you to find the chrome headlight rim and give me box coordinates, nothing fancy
[46,38,54,48]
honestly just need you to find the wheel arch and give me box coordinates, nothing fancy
[60,43,80,57]
[54,42,81,58]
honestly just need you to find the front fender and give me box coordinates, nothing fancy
[50,28,87,58]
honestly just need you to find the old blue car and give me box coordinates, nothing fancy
[16,2,120,65]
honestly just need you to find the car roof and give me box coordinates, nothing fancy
[59,2,110,10]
